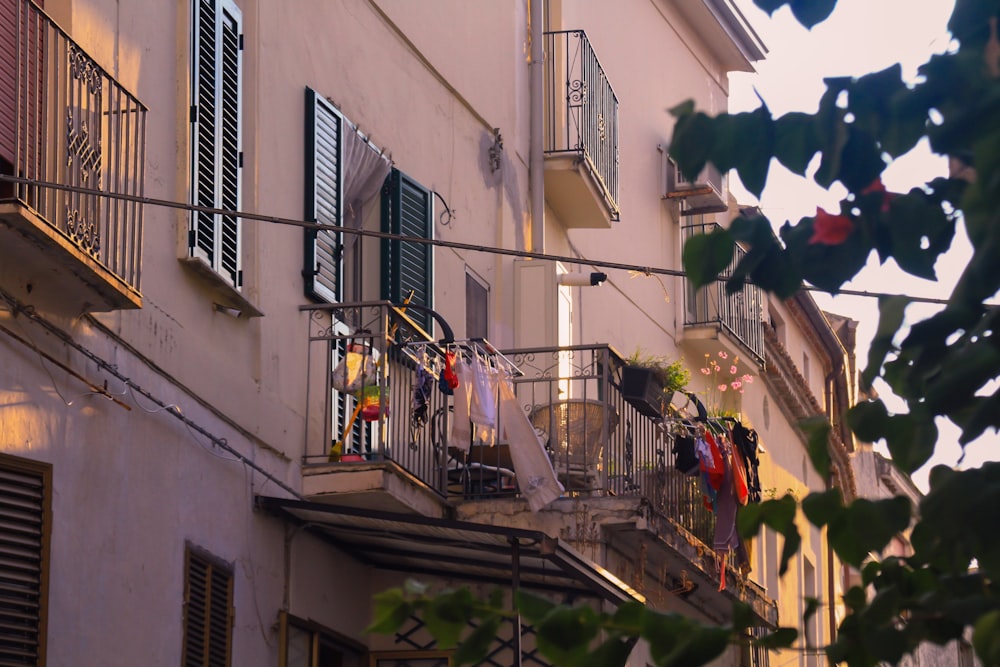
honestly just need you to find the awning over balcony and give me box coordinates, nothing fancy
[256,496,644,605]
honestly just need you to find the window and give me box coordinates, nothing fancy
[381,169,433,332]
[190,0,243,288]
[0,454,51,666]
[465,271,488,339]
[280,612,365,667]
[182,545,233,667]
[304,87,391,304]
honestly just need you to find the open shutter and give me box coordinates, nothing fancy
[190,0,242,289]
[381,169,433,332]
[218,0,242,287]
[0,456,50,666]
[304,88,343,303]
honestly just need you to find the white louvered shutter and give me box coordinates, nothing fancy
[190,0,242,288]
[304,88,343,303]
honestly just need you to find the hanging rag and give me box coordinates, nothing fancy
[448,359,473,453]
[468,355,498,447]
[498,376,564,512]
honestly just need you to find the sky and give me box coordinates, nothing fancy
[726,0,998,492]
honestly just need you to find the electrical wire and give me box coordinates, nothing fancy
[0,287,302,499]
[0,173,971,307]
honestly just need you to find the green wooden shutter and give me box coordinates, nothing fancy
[304,88,343,303]
[381,169,433,332]
[0,456,50,666]
[190,0,242,289]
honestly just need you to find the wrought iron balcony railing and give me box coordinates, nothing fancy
[543,30,620,220]
[683,222,766,365]
[301,309,716,545]
[1,0,146,292]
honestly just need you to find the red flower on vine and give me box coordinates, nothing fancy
[861,178,897,214]
[808,207,854,245]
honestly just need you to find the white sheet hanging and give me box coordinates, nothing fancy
[448,360,473,453]
[498,376,563,512]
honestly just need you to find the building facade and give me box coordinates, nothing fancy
[0,0,870,665]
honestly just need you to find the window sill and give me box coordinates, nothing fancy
[179,256,264,318]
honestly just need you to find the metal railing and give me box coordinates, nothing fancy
[1,0,146,291]
[302,318,716,545]
[543,30,620,220]
[683,222,766,365]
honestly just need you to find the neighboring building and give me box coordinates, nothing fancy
[0,1,874,665]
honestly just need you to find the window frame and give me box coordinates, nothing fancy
[279,611,367,667]
[190,0,244,289]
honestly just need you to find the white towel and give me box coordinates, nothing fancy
[498,377,564,512]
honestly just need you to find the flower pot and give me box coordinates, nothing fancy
[621,366,669,418]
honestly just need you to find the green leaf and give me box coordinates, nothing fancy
[367,587,414,634]
[424,589,475,648]
[729,107,775,198]
[754,626,798,650]
[588,638,636,667]
[683,228,733,289]
[659,627,731,667]
[883,410,938,474]
[773,111,822,175]
[973,609,1000,667]
[453,616,503,666]
[788,0,837,28]
[536,605,600,665]
[847,399,890,442]
[800,416,831,479]
[801,489,844,527]
[828,497,912,567]
[515,590,557,624]
[861,296,909,390]
[612,601,646,634]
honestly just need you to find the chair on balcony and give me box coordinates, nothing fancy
[447,444,517,498]
[529,399,618,490]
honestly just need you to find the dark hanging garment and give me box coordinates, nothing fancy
[732,422,762,503]
[672,428,700,476]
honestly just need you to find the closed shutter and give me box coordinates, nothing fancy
[381,169,433,332]
[0,0,17,170]
[183,547,233,667]
[190,0,242,289]
[304,87,343,303]
[0,455,51,666]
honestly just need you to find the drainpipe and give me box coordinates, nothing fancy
[529,0,545,253]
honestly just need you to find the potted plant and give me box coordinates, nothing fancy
[621,351,690,419]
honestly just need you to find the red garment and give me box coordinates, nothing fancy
[700,431,725,491]
[731,443,749,506]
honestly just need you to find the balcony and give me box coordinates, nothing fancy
[681,222,766,367]
[0,0,146,314]
[543,30,619,228]
[300,311,775,623]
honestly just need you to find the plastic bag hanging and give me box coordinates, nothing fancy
[448,357,473,453]
[331,340,375,393]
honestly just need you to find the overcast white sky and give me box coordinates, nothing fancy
[726,0,998,491]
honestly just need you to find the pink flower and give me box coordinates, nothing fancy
[808,207,854,245]
[731,381,742,390]
[718,384,728,392]
[730,365,738,375]
[744,376,754,384]
[700,368,711,375]
[718,351,728,360]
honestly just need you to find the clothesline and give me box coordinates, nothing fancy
[397,337,523,378]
